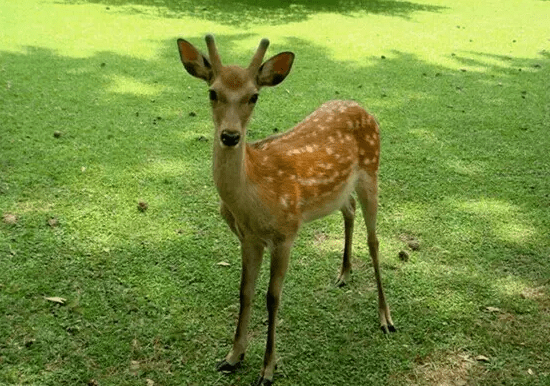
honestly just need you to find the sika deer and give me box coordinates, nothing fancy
[177,35,395,386]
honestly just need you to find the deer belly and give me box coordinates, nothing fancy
[300,173,358,223]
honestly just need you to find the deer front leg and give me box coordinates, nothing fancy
[217,237,264,373]
[252,239,292,386]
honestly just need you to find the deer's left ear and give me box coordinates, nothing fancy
[256,52,294,87]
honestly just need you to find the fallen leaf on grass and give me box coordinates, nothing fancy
[475,355,490,362]
[217,262,231,267]
[130,360,140,375]
[45,296,66,304]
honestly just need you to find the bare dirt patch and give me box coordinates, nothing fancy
[390,351,481,386]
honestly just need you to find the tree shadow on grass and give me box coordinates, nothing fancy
[63,0,447,25]
[1,34,549,385]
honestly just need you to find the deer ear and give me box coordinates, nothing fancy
[177,39,213,83]
[256,52,294,87]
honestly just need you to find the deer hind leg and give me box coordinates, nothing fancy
[217,237,264,373]
[336,195,356,287]
[355,172,396,333]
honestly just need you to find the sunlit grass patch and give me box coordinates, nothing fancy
[107,74,166,96]
[453,198,536,244]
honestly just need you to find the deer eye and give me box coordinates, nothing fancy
[249,94,259,104]
[209,90,218,102]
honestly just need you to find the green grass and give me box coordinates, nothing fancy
[1,0,549,385]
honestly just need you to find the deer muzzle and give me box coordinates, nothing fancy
[220,130,241,147]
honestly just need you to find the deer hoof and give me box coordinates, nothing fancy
[335,277,347,287]
[216,359,241,373]
[335,269,352,287]
[381,324,397,334]
[251,376,273,386]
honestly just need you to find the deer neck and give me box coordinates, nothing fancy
[213,140,251,206]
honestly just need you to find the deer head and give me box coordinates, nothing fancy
[177,35,294,148]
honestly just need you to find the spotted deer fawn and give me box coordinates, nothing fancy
[177,35,395,385]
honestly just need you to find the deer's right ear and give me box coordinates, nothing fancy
[177,39,213,83]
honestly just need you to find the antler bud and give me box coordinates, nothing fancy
[248,38,270,75]
[205,34,223,75]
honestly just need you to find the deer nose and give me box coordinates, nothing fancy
[220,130,241,147]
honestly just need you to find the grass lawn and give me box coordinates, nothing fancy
[1,0,549,385]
